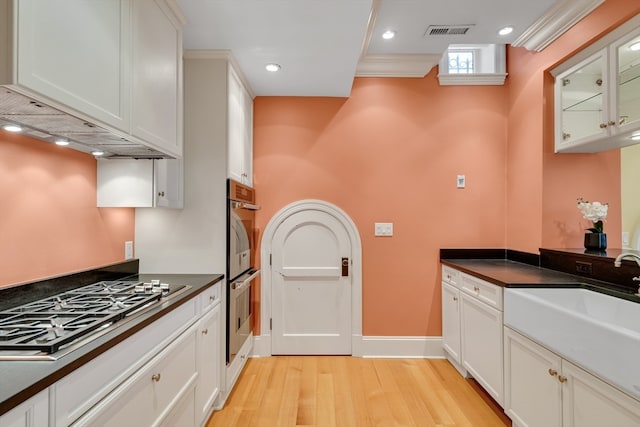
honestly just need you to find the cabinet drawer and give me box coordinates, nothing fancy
[54,298,198,426]
[200,282,221,313]
[73,326,198,427]
[460,273,503,310]
[441,266,460,287]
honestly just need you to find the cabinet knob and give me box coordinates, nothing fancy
[158,191,165,197]
[453,296,458,301]
[608,120,616,126]
[548,368,558,377]
[473,286,480,292]
[558,375,568,383]
[210,295,217,301]
[599,123,608,129]
[151,373,161,382]
[202,328,209,335]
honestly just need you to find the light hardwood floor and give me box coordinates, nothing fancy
[207,356,511,427]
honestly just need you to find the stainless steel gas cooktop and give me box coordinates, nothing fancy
[0,280,187,361]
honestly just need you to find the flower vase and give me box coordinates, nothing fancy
[584,232,607,250]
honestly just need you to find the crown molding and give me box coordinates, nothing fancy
[437,73,508,86]
[511,0,605,52]
[356,54,441,77]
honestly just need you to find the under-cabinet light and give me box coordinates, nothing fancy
[2,124,22,132]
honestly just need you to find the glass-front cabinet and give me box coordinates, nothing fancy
[553,22,640,153]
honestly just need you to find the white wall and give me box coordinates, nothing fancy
[135,57,229,274]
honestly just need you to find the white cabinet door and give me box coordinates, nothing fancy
[155,158,184,208]
[461,292,504,406]
[97,158,183,208]
[15,0,130,131]
[131,0,183,157]
[441,281,462,364]
[504,327,562,427]
[562,359,640,427]
[195,303,221,423]
[553,16,640,153]
[74,327,198,427]
[0,389,48,427]
[227,65,253,185]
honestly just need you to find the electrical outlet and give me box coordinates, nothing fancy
[374,222,393,236]
[576,261,592,275]
[125,241,134,260]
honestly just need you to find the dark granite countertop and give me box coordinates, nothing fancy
[0,273,224,416]
[441,248,640,303]
[440,258,586,286]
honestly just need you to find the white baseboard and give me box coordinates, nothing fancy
[251,335,445,359]
[359,336,445,358]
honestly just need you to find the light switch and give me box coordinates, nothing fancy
[374,222,393,236]
[457,175,466,189]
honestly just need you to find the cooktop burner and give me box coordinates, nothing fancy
[0,280,183,358]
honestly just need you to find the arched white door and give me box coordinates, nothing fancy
[271,209,352,355]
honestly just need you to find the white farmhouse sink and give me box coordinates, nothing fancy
[504,287,640,400]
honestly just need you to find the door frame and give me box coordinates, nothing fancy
[259,199,362,356]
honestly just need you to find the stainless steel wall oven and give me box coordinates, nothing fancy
[226,179,260,364]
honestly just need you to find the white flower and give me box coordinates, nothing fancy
[577,198,608,232]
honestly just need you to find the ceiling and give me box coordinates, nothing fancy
[177,0,603,97]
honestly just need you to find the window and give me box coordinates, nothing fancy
[448,50,475,74]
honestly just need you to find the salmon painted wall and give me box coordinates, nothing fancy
[0,130,135,287]
[254,75,508,336]
[507,0,640,252]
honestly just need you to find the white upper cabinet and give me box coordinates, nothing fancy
[97,158,183,209]
[227,64,254,186]
[1,0,184,158]
[14,0,131,131]
[553,16,640,153]
[131,0,183,157]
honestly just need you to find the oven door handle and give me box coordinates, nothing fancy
[231,269,261,290]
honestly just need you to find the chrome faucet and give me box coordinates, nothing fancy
[613,252,640,267]
[613,253,640,296]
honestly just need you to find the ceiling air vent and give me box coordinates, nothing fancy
[425,25,474,37]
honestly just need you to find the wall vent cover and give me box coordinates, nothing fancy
[424,25,474,37]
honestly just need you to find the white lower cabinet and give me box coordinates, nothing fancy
[460,291,504,405]
[441,281,462,365]
[504,327,640,427]
[441,266,505,406]
[0,389,48,427]
[195,292,222,422]
[74,325,197,426]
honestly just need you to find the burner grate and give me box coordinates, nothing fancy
[0,281,163,354]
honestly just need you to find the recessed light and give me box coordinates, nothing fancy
[55,139,70,146]
[630,42,640,51]
[2,124,22,132]
[631,134,640,141]
[498,26,514,36]
[265,63,281,72]
[382,30,396,40]
[91,151,104,156]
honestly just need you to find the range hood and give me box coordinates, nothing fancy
[0,88,173,159]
